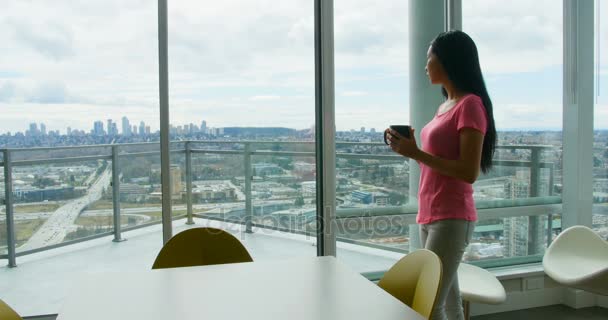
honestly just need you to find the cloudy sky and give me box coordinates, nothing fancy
[0,0,606,135]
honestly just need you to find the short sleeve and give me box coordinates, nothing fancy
[456,95,487,134]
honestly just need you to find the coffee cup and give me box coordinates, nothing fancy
[384,125,411,145]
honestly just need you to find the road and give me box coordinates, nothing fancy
[18,168,112,251]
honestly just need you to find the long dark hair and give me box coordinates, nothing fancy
[430,30,497,174]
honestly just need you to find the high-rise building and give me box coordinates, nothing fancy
[370,128,376,134]
[107,120,113,136]
[360,127,365,133]
[67,127,72,136]
[132,125,137,135]
[93,121,105,136]
[139,121,145,136]
[111,123,118,136]
[28,123,38,136]
[40,123,47,136]
[122,117,131,136]
[503,215,548,258]
[145,126,151,135]
[201,120,207,133]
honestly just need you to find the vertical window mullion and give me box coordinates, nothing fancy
[562,0,595,229]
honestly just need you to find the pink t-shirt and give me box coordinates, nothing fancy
[417,94,488,224]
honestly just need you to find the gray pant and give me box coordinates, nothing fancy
[420,219,475,320]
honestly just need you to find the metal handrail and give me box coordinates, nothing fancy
[1,140,559,267]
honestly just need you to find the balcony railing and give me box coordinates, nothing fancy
[0,140,561,268]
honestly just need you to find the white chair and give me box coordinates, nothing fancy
[543,225,608,295]
[457,263,506,320]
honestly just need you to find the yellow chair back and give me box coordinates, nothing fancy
[378,249,443,319]
[0,299,22,320]
[152,227,253,269]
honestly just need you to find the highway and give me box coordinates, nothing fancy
[18,168,112,251]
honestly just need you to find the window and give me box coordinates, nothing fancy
[0,1,159,315]
[334,0,411,273]
[593,0,608,239]
[168,0,317,259]
[463,0,563,264]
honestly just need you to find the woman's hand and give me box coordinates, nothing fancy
[386,127,420,159]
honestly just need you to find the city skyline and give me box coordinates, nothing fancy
[1,1,606,136]
[1,118,583,138]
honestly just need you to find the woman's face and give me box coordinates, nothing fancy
[426,46,445,84]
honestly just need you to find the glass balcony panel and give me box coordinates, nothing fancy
[593,0,608,239]
[334,0,410,272]
[11,159,113,253]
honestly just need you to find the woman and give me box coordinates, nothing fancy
[386,30,497,320]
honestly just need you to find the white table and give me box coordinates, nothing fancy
[57,256,425,320]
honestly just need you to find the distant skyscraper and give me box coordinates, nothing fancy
[111,123,118,136]
[93,121,105,136]
[145,126,151,135]
[122,117,131,136]
[360,127,365,133]
[503,215,547,258]
[132,125,137,135]
[29,123,38,136]
[139,121,145,135]
[40,123,47,136]
[201,120,207,133]
[67,127,72,136]
[370,128,376,134]
[107,119,113,136]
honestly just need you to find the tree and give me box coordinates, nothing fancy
[388,192,407,206]
[594,156,602,168]
[294,195,305,207]
[33,176,55,189]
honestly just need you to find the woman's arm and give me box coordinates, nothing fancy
[387,127,484,184]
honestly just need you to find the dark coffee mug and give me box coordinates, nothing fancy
[384,125,411,145]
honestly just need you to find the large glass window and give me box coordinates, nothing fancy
[168,0,317,260]
[463,0,563,264]
[334,0,410,273]
[0,1,159,316]
[593,0,608,239]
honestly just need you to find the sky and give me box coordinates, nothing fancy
[0,0,606,135]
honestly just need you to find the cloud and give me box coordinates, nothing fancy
[595,104,608,129]
[27,82,69,104]
[0,0,602,135]
[341,91,368,97]
[463,0,563,74]
[6,19,75,61]
[0,82,15,102]
[249,95,281,101]
[493,103,563,130]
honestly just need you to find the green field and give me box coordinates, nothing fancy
[12,219,46,245]
[14,203,61,214]
[86,201,165,210]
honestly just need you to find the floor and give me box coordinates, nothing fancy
[24,305,608,320]
[472,305,608,320]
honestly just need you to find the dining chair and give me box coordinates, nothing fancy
[152,227,253,269]
[378,249,443,319]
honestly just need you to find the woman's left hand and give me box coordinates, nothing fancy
[386,127,420,159]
